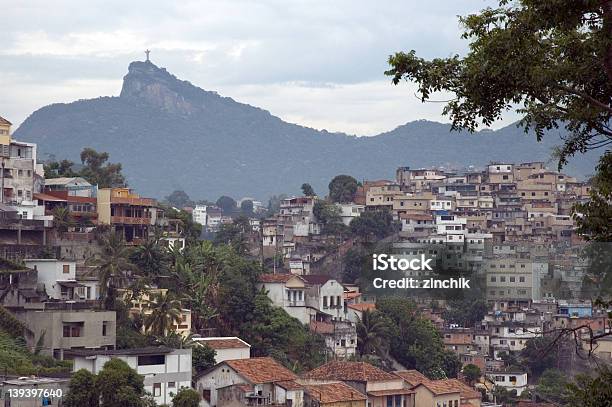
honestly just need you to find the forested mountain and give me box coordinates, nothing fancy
[14,61,599,200]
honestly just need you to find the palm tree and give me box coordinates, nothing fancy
[356,309,389,357]
[131,238,166,279]
[87,232,136,309]
[185,274,219,334]
[52,206,74,236]
[144,290,183,336]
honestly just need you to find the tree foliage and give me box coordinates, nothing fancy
[88,232,137,309]
[97,359,146,407]
[301,183,315,197]
[192,344,216,376]
[240,199,254,215]
[313,201,347,235]
[166,190,192,208]
[64,369,99,407]
[356,309,391,357]
[44,148,126,187]
[566,365,612,407]
[535,368,570,405]
[349,210,396,241]
[442,298,487,328]
[216,196,237,215]
[574,151,612,241]
[144,290,183,336]
[376,297,461,378]
[171,387,201,407]
[328,175,358,203]
[386,1,612,166]
[462,364,481,385]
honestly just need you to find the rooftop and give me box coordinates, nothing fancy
[66,346,174,357]
[393,370,430,386]
[302,361,397,382]
[193,336,250,349]
[303,382,367,403]
[225,357,297,384]
[258,273,302,283]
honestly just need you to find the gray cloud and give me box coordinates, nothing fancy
[1,0,508,134]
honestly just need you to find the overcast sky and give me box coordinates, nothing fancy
[0,0,514,135]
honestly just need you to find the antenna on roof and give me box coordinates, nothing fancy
[145,49,151,62]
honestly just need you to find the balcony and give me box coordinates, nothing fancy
[286,300,305,307]
[111,216,151,225]
[111,196,156,206]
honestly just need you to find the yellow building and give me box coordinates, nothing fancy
[119,287,192,337]
[97,187,160,243]
[0,115,11,150]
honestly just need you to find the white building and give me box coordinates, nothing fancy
[192,205,208,226]
[335,203,365,226]
[487,371,528,396]
[72,347,192,406]
[192,337,250,363]
[195,357,300,407]
[24,259,82,301]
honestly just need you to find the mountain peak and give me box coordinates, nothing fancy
[119,60,202,115]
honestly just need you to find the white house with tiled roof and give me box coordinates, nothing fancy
[192,336,250,362]
[196,356,302,407]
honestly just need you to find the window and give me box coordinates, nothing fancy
[102,321,109,336]
[138,354,165,366]
[519,276,525,282]
[168,382,176,388]
[63,323,83,337]
[510,277,515,282]
[63,264,70,274]
[387,396,393,407]
[490,276,496,282]
[153,383,161,397]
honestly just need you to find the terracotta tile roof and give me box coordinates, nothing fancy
[225,357,297,384]
[310,320,334,334]
[443,335,473,345]
[301,274,333,285]
[399,213,433,220]
[276,380,303,391]
[344,291,362,300]
[0,116,11,126]
[196,337,250,349]
[393,370,430,386]
[303,382,367,403]
[439,379,481,400]
[258,273,301,283]
[348,303,376,312]
[302,361,397,382]
[367,389,415,396]
[413,381,461,396]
